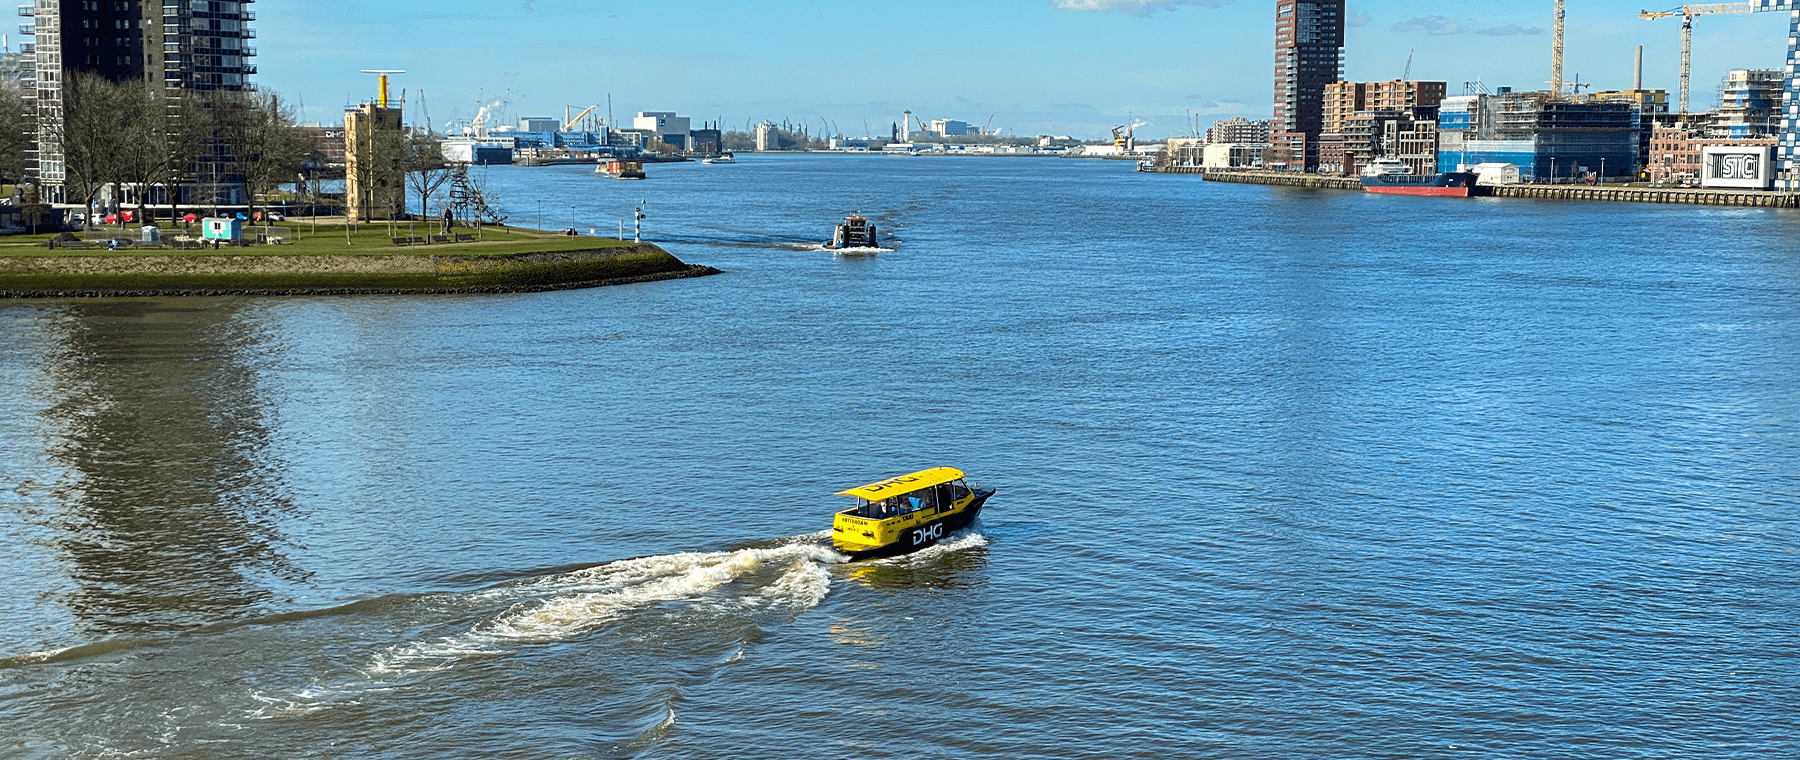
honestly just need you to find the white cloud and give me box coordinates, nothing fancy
[1347,5,1370,28]
[1052,0,1234,17]
[1391,15,1462,36]
[1476,24,1544,36]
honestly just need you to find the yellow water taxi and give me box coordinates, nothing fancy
[830,467,995,560]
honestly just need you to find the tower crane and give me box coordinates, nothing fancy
[1625,0,1800,190]
[1639,3,1767,113]
[1552,0,1565,96]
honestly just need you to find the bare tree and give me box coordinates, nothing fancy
[404,131,452,218]
[0,83,31,186]
[56,72,137,214]
[114,80,182,226]
[213,90,310,222]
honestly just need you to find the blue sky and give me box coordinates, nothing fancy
[255,1,1797,139]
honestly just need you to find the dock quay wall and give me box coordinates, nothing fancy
[1175,168,1799,208]
[1191,169,1362,191]
[1482,184,1799,208]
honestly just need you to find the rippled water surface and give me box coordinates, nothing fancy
[3,155,1799,758]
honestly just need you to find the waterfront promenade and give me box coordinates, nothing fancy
[1176,167,1800,208]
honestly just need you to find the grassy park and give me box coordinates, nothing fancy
[0,220,712,295]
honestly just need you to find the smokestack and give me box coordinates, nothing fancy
[1634,45,1644,90]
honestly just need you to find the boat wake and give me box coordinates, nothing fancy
[369,536,845,675]
[238,534,849,719]
[864,531,989,565]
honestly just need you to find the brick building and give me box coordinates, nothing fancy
[1270,0,1345,171]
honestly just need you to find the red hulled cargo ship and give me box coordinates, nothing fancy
[1359,158,1477,197]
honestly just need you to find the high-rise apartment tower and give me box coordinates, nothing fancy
[24,0,258,200]
[1271,0,1345,171]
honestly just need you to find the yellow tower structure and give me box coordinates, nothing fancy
[345,70,407,222]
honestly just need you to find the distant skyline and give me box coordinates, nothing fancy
[252,1,1797,138]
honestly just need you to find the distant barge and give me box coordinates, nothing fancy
[597,159,646,180]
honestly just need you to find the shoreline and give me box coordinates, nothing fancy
[1177,167,1800,208]
[0,242,720,299]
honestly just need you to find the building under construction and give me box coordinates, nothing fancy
[1436,91,1638,181]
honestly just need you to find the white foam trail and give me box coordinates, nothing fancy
[866,532,989,565]
[371,540,842,674]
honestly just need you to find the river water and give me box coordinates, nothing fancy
[2,155,1798,758]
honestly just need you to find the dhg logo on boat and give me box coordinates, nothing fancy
[910,523,945,546]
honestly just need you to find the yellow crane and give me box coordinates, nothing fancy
[1552,0,1565,96]
[562,104,603,132]
[1639,3,1765,113]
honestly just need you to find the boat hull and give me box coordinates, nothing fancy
[1361,171,1476,197]
[834,488,994,561]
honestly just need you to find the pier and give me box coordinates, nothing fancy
[1176,168,1800,208]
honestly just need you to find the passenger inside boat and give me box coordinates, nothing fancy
[854,482,977,520]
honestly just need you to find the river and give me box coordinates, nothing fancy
[2,154,1798,758]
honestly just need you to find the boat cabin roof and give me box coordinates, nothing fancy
[836,467,965,500]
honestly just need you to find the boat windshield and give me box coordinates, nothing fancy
[843,475,973,520]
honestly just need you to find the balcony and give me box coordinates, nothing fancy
[243,9,254,20]
[17,23,32,34]
[17,5,30,16]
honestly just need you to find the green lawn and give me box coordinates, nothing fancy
[0,220,698,293]
[0,221,637,257]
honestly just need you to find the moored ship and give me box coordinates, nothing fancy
[1359,157,1476,197]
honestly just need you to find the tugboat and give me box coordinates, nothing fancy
[597,159,646,180]
[823,213,879,249]
[1359,157,1476,197]
[830,467,995,560]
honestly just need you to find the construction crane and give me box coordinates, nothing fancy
[1638,4,1775,113]
[562,104,603,132]
[1402,49,1414,80]
[1111,119,1148,152]
[1552,0,1565,96]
